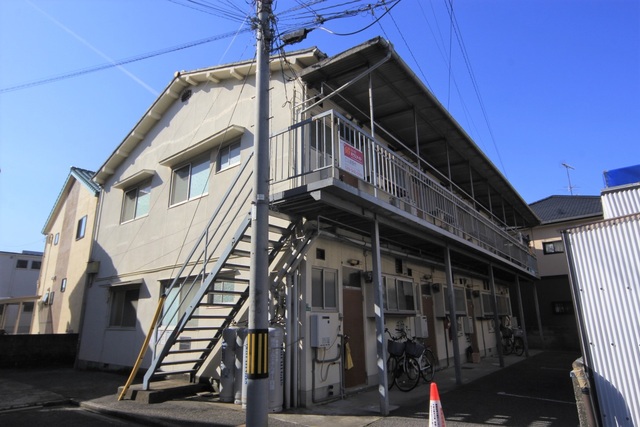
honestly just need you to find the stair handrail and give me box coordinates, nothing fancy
[153,151,255,346]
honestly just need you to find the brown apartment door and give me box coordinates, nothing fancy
[342,267,367,388]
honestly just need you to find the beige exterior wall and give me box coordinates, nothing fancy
[78,70,304,369]
[32,178,98,334]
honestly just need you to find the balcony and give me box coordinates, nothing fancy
[270,110,536,276]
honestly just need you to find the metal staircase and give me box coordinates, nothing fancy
[142,153,317,390]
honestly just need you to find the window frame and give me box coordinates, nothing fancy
[108,286,140,329]
[54,232,60,245]
[16,259,28,269]
[31,260,42,270]
[217,141,241,172]
[311,267,338,311]
[76,215,88,240]
[170,154,210,206]
[60,278,67,293]
[383,275,417,315]
[121,179,151,223]
[543,240,565,255]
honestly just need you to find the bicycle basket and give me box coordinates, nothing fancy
[405,340,425,358]
[387,340,406,356]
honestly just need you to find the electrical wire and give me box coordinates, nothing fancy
[0,29,252,94]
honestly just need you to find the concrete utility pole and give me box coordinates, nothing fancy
[246,1,272,426]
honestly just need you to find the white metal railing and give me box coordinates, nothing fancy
[270,110,536,274]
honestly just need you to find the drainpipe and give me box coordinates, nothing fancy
[292,272,299,408]
[284,274,292,410]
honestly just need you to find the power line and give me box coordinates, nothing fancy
[0,29,251,94]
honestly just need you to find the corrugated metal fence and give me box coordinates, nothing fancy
[564,214,640,426]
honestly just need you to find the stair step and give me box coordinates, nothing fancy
[160,358,205,366]
[232,249,250,257]
[198,302,239,308]
[190,314,232,320]
[173,337,214,343]
[182,326,222,331]
[224,263,250,271]
[168,348,212,355]
[206,289,247,295]
[151,369,197,379]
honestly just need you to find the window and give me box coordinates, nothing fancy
[54,233,60,245]
[543,240,565,254]
[209,281,235,304]
[109,287,140,328]
[76,215,87,240]
[31,260,42,270]
[121,180,151,223]
[383,277,416,314]
[60,278,67,293]
[312,267,337,310]
[217,141,241,171]
[16,259,28,269]
[171,156,209,205]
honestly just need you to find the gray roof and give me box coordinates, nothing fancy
[529,195,602,224]
[299,37,539,227]
[42,167,101,234]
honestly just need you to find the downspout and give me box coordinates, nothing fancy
[284,274,292,410]
[292,271,299,408]
[514,275,529,357]
[488,265,505,368]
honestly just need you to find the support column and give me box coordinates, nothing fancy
[371,218,389,415]
[444,245,462,385]
[533,281,545,349]
[488,265,504,367]
[246,1,272,425]
[514,276,530,357]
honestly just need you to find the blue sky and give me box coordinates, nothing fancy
[1,0,639,253]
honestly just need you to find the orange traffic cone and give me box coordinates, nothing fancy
[428,382,446,426]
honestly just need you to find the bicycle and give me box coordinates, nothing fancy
[500,325,524,356]
[405,335,436,383]
[385,328,420,392]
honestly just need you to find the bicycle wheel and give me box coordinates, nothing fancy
[513,337,524,356]
[502,337,514,355]
[395,357,420,392]
[419,349,435,382]
[386,356,397,390]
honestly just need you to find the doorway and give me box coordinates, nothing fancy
[342,267,367,388]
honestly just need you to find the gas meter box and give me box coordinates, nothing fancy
[310,313,339,348]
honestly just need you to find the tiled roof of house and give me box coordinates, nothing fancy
[71,167,101,194]
[529,195,602,224]
[41,167,101,234]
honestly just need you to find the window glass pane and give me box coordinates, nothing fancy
[121,289,139,327]
[136,182,151,217]
[228,142,241,166]
[76,216,87,239]
[162,285,180,326]
[397,280,414,310]
[324,270,337,308]
[171,165,190,205]
[387,279,398,310]
[110,292,124,326]
[16,259,28,269]
[122,188,137,222]
[31,261,42,270]
[189,158,209,198]
[311,268,323,308]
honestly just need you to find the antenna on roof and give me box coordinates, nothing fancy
[562,163,576,195]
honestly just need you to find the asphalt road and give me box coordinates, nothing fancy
[371,351,580,427]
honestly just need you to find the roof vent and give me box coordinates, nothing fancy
[181,89,192,103]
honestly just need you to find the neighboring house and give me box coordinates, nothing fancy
[563,165,640,425]
[78,38,540,408]
[0,250,42,334]
[525,195,603,350]
[31,167,101,334]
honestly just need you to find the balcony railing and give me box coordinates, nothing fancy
[270,110,536,274]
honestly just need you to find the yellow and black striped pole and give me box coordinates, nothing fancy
[246,329,269,379]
